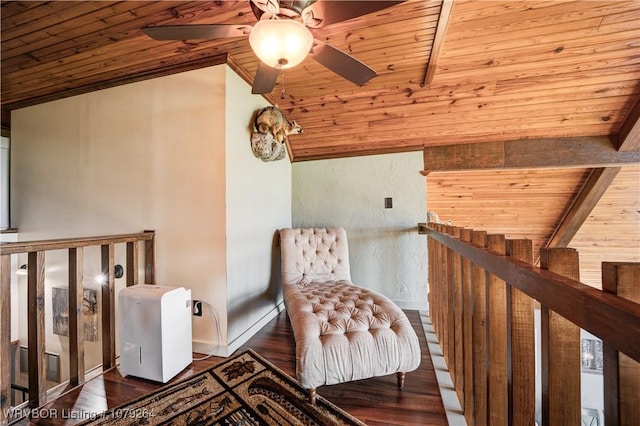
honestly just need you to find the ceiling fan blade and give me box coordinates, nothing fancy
[250,0,267,21]
[252,62,280,94]
[302,0,405,28]
[310,40,376,86]
[142,24,251,40]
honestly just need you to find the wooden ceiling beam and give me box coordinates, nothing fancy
[544,97,638,250]
[421,136,639,174]
[421,0,454,88]
[616,96,640,151]
[545,167,621,249]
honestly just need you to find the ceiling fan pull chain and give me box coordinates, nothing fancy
[281,71,286,99]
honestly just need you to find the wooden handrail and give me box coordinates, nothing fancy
[422,223,640,425]
[0,230,155,255]
[419,223,640,362]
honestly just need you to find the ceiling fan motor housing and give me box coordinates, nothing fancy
[252,0,318,19]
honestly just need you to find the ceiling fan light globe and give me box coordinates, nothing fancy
[249,19,313,69]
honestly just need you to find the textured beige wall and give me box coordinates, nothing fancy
[292,152,428,310]
[11,66,228,377]
[223,67,291,347]
[10,64,291,378]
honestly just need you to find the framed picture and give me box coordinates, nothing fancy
[46,353,60,383]
[52,287,69,336]
[19,347,61,383]
[581,338,603,375]
[52,287,98,342]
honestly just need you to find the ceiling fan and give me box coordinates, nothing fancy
[142,0,404,94]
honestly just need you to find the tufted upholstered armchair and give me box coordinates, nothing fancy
[279,227,421,403]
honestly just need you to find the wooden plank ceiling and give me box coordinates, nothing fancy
[1,0,638,281]
[1,0,639,161]
[426,167,591,259]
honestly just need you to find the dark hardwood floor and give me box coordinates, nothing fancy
[10,310,447,426]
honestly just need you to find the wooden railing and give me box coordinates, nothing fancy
[0,230,155,423]
[420,222,640,425]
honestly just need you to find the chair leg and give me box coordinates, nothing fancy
[397,372,406,390]
[308,388,317,405]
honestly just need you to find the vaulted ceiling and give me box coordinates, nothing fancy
[2,1,639,276]
[2,0,639,161]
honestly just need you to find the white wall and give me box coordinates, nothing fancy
[10,64,290,380]
[292,152,427,310]
[1,136,9,229]
[222,68,290,349]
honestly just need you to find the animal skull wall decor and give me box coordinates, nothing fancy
[250,106,302,162]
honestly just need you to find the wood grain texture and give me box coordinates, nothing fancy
[68,247,85,387]
[144,231,156,285]
[0,231,154,255]
[504,239,535,426]
[422,137,639,173]
[8,311,447,426]
[449,227,464,406]
[471,230,488,426]
[126,241,138,287]
[27,251,46,408]
[420,224,640,362]
[487,234,508,426]
[506,239,536,424]
[101,244,116,370]
[459,228,475,425]
[569,165,640,288]
[537,248,581,426]
[1,1,639,160]
[602,263,640,426]
[617,96,640,151]
[546,167,621,249]
[423,0,454,87]
[427,168,590,259]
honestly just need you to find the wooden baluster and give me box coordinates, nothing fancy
[68,247,85,386]
[435,223,442,343]
[440,224,447,349]
[433,224,444,344]
[126,241,138,287]
[471,230,488,426]
[602,262,640,426]
[427,223,437,336]
[144,230,155,284]
[449,226,463,405]
[443,225,454,375]
[459,228,474,424]
[441,224,451,366]
[27,251,46,408]
[540,248,581,426]
[505,239,535,425]
[101,244,116,370]
[487,234,508,425]
[0,254,11,425]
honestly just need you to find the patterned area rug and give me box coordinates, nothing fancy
[82,349,365,425]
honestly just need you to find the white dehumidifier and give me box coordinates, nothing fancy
[118,285,192,382]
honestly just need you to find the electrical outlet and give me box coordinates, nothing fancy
[193,300,203,316]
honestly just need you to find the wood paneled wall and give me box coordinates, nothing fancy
[570,165,640,288]
[426,168,590,256]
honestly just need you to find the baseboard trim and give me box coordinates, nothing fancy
[420,311,466,426]
[393,299,428,312]
[192,301,286,358]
